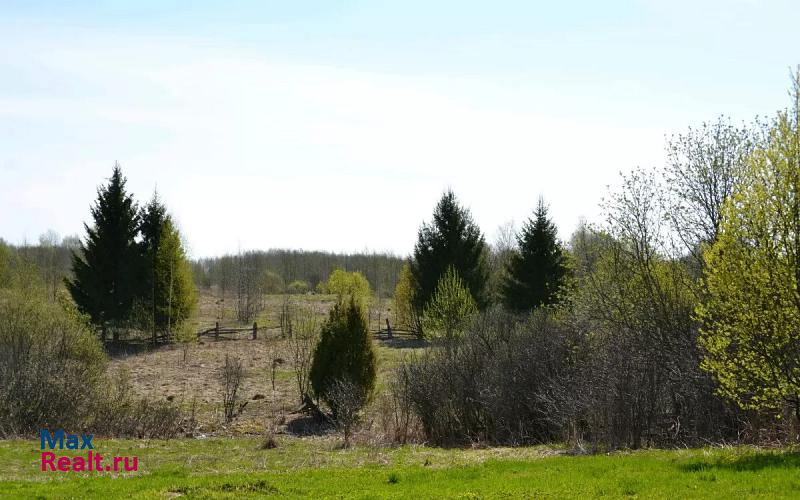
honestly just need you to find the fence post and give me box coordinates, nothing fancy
[215,321,219,341]
[252,322,258,340]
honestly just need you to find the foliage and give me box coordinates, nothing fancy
[287,279,310,295]
[66,164,140,341]
[501,198,568,311]
[420,266,478,340]
[392,262,417,330]
[698,71,800,416]
[261,270,285,294]
[137,193,197,339]
[0,239,11,288]
[562,170,735,448]
[309,299,377,417]
[325,268,371,307]
[411,189,490,317]
[0,290,106,436]
[197,249,405,298]
[154,219,197,333]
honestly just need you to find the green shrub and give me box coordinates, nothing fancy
[261,270,285,294]
[0,291,106,436]
[287,280,310,295]
[310,299,376,417]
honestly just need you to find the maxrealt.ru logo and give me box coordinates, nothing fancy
[40,429,138,472]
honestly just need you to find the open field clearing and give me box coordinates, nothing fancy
[0,440,798,498]
[107,290,417,436]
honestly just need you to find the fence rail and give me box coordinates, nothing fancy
[197,322,260,340]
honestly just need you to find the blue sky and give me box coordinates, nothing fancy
[0,1,797,256]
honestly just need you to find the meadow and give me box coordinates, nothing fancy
[1,438,798,498]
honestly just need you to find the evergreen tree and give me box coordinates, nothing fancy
[411,190,489,318]
[501,198,567,311]
[137,193,197,343]
[310,298,377,417]
[66,164,140,342]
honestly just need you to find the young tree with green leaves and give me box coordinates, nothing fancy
[421,266,478,340]
[698,70,800,421]
[411,190,489,318]
[309,298,377,417]
[324,268,371,307]
[393,262,417,331]
[501,198,568,312]
[66,164,140,342]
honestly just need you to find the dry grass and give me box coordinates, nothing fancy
[109,289,423,439]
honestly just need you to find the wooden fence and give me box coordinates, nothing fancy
[197,321,260,340]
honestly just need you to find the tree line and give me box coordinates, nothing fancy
[192,249,404,299]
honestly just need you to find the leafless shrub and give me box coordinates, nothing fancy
[376,366,423,445]
[290,310,319,403]
[221,354,246,423]
[279,295,294,338]
[235,253,264,323]
[327,378,366,447]
[91,369,186,439]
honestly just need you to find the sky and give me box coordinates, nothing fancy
[0,0,797,257]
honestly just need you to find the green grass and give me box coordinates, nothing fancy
[1,438,798,499]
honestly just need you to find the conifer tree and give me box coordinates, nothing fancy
[411,190,489,316]
[138,193,197,343]
[310,298,377,417]
[501,198,567,312]
[66,164,140,342]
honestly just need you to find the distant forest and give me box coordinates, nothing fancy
[192,250,405,297]
[0,237,405,299]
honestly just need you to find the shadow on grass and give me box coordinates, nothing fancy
[285,415,334,437]
[680,451,800,473]
[376,335,428,349]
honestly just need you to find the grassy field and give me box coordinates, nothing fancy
[0,438,798,498]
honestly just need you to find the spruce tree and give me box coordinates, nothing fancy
[309,298,377,417]
[138,193,197,343]
[501,198,567,312]
[66,164,140,342]
[411,190,489,317]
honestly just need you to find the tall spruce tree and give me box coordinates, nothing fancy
[138,192,167,344]
[138,193,197,344]
[66,164,140,342]
[411,190,489,317]
[501,198,567,311]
